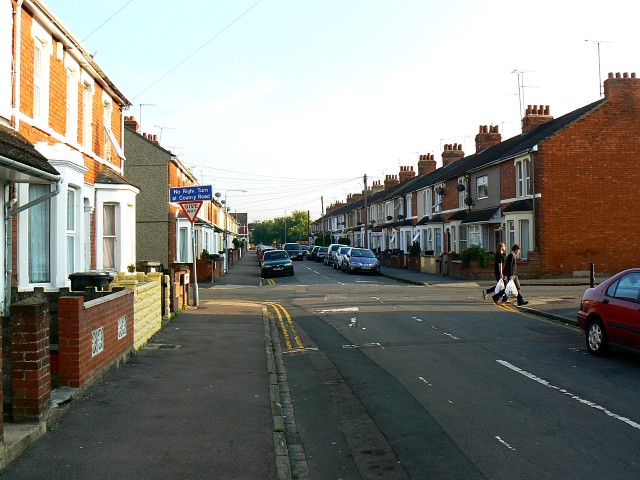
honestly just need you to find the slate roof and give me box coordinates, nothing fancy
[0,124,59,177]
[96,166,140,189]
[461,206,500,224]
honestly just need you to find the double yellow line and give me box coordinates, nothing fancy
[265,302,304,351]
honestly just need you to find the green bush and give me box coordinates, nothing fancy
[460,245,493,268]
[338,238,351,246]
[409,241,421,257]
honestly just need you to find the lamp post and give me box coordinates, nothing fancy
[215,189,246,273]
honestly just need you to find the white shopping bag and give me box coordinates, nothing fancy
[505,279,518,297]
[494,279,505,294]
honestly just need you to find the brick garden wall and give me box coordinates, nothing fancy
[57,290,134,388]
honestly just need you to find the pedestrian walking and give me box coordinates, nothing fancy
[493,244,528,306]
[483,242,508,302]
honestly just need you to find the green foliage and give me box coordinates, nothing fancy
[251,210,313,245]
[460,245,493,268]
[409,241,421,257]
[338,238,351,245]
[201,249,210,260]
[232,238,240,249]
[314,234,331,246]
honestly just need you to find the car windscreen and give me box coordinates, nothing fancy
[264,251,289,260]
[284,244,301,250]
[351,249,376,258]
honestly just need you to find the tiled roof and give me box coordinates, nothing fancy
[0,124,59,177]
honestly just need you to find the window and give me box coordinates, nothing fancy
[607,274,640,302]
[450,226,457,252]
[66,68,78,140]
[507,220,516,250]
[426,229,433,251]
[82,83,93,149]
[516,158,531,197]
[67,188,77,274]
[469,225,482,246]
[434,228,442,253]
[434,187,443,213]
[424,190,431,217]
[28,184,50,283]
[406,195,412,218]
[458,178,467,208]
[103,99,112,162]
[33,39,44,121]
[459,226,468,252]
[103,204,116,270]
[519,219,530,260]
[476,175,489,199]
[179,226,189,262]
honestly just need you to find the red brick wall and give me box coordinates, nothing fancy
[57,291,134,388]
[10,299,51,423]
[535,74,640,276]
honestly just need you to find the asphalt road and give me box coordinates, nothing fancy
[265,254,640,479]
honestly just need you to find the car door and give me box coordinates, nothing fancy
[602,273,640,348]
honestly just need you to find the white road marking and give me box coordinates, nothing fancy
[495,436,516,451]
[418,376,432,386]
[316,307,360,314]
[412,316,424,322]
[497,360,640,431]
[443,332,460,340]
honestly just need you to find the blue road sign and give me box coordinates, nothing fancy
[170,185,213,202]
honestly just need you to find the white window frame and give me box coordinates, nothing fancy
[476,175,489,199]
[458,177,468,208]
[67,188,77,274]
[434,186,443,213]
[516,158,531,197]
[103,93,113,162]
[406,194,412,219]
[81,72,95,150]
[424,189,432,217]
[469,224,482,246]
[31,22,51,126]
[64,56,79,142]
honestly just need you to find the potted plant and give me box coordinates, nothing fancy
[127,263,136,273]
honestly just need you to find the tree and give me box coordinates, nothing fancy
[251,210,314,245]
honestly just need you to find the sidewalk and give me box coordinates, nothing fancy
[1,253,289,479]
[380,265,597,326]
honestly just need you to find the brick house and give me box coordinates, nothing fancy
[315,72,640,277]
[1,0,137,314]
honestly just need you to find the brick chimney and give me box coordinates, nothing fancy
[521,105,553,133]
[350,192,363,203]
[475,125,501,152]
[370,180,384,194]
[142,133,160,144]
[603,72,639,102]
[417,154,437,175]
[124,115,139,133]
[398,166,416,183]
[442,143,464,167]
[384,174,399,190]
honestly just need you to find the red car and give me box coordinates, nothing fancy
[578,268,640,356]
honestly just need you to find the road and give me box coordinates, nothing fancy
[254,253,640,480]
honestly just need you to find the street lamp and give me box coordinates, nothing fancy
[215,189,247,273]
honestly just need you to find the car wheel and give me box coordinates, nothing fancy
[586,319,610,356]
[289,270,294,276]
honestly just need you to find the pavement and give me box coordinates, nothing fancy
[0,253,597,477]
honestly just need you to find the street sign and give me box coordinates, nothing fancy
[170,185,213,202]
[179,201,203,223]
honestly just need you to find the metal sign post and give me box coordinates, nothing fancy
[177,199,204,307]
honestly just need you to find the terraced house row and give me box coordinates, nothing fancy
[314,72,640,278]
[0,0,243,450]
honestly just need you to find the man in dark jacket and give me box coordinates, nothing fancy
[483,242,507,302]
[493,244,528,306]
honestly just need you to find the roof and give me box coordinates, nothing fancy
[95,166,140,189]
[0,124,59,181]
[416,214,445,225]
[461,206,500,224]
[503,199,533,213]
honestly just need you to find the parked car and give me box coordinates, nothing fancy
[334,246,351,269]
[301,245,310,259]
[578,268,640,356]
[342,248,381,275]
[260,250,294,278]
[283,242,304,261]
[315,246,329,263]
[308,245,320,261]
[324,243,343,266]
[258,245,275,264]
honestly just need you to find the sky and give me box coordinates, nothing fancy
[45,0,640,223]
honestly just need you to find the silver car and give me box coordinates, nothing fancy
[342,248,381,274]
[334,246,351,269]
